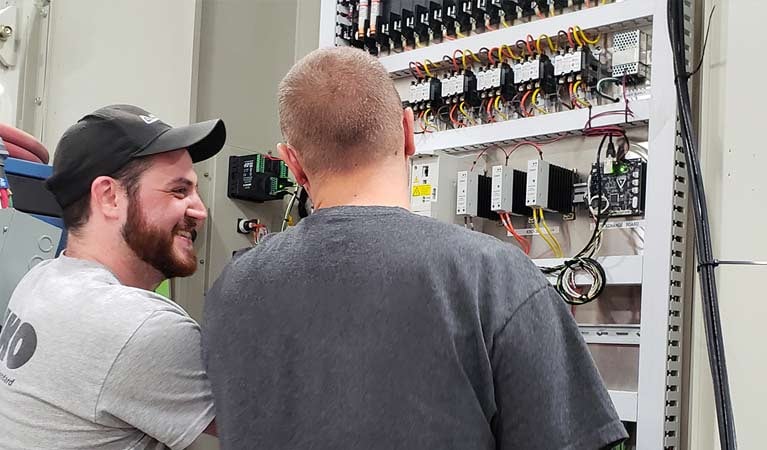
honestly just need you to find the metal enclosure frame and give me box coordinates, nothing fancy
[318,1,688,448]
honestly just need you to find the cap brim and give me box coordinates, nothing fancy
[136,119,226,163]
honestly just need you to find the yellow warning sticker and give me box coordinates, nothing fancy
[412,184,432,197]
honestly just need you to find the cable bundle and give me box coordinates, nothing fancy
[668,2,737,448]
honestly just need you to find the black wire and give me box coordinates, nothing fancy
[688,5,717,79]
[669,2,737,449]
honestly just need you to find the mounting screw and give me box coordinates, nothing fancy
[199,259,205,265]
[2,226,7,233]
[34,97,42,106]
[0,26,13,41]
[203,172,210,178]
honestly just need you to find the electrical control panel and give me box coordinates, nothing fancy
[227,154,294,203]
[321,1,685,446]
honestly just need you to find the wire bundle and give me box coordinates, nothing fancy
[668,3,736,449]
[540,134,612,305]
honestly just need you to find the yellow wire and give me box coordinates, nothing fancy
[536,34,557,54]
[571,27,584,47]
[538,209,564,257]
[493,96,509,120]
[533,209,560,257]
[531,88,547,115]
[464,49,481,63]
[575,26,600,45]
[501,44,522,61]
[461,52,468,70]
[423,59,434,78]
[458,101,476,125]
[501,17,510,28]
[423,108,431,128]
[497,47,504,64]
[572,80,591,107]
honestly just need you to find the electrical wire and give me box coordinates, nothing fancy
[494,96,509,120]
[668,3,736,448]
[574,25,600,45]
[532,208,561,257]
[500,212,531,254]
[531,88,547,115]
[536,34,557,54]
[572,80,591,108]
[458,101,476,125]
[422,59,435,77]
[596,77,621,103]
[520,90,533,117]
[539,135,610,304]
[409,61,424,80]
[280,189,299,232]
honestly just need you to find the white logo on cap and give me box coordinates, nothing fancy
[140,114,160,124]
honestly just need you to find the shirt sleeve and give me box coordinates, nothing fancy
[96,310,216,450]
[490,285,628,450]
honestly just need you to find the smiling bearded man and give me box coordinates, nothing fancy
[0,105,226,450]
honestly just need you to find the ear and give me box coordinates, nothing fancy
[402,107,416,158]
[277,143,308,187]
[90,176,125,221]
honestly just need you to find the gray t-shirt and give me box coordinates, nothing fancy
[204,206,627,449]
[0,255,214,450]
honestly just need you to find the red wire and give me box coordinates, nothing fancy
[264,154,282,160]
[508,141,544,159]
[449,103,463,127]
[486,97,495,122]
[520,90,533,117]
[409,61,424,79]
[0,189,9,209]
[501,213,530,254]
[453,49,464,68]
[526,34,536,55]
[488,47,497,65]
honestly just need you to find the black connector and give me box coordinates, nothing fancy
[539,55,557,95]
[462,69,482,107]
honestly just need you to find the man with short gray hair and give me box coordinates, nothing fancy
[203,47,627,449]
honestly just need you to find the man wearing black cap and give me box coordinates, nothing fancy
[0,105,226,449]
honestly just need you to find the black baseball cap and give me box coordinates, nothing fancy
[46,104,226,208]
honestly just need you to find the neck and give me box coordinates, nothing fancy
[65,232,164,291]
[310,163,410,210]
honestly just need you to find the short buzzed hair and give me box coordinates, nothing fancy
[278,47,404,176]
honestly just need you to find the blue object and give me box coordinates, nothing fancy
[5,157,53,179]
[5,157,66,255]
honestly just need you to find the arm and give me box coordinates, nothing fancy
[490,286,628,450]
[96,310,217,450]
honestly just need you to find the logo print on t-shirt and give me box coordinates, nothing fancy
[0,310,37,370]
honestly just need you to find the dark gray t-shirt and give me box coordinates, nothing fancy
[203,206,626,450]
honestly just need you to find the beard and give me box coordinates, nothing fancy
[121,196,198,279]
